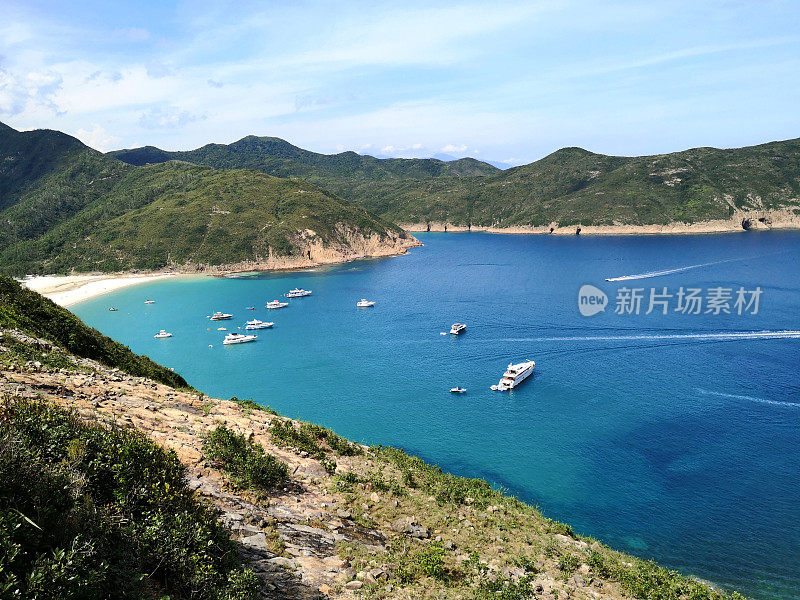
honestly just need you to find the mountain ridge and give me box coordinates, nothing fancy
[108,133,800,231]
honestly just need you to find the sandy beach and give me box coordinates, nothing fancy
[20,273,179,307]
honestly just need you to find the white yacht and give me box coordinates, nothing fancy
[210,311,233,321]
[245,319,274,330]
[450,323,466,335]
[154,330,173,339]
[449,387,467,393]
[144,300,155,304]
[286,288,312,298]
[266,300,289,309]
[223,333,258,345]
[357,299,375,307]
[491,360,535,391]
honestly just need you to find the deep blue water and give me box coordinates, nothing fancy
[73,232,800,599]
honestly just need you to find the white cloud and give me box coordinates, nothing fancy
[75,124,121,151]
[441,144,467,153]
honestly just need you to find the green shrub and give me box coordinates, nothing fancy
[557,553,580,574]
[203,425,288,490]
[230,397,278,415]
[270,419,324,458]
[0,398,259,600]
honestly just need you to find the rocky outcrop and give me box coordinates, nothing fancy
[401,207,800,236]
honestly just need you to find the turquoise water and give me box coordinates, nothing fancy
[73,232,800,599]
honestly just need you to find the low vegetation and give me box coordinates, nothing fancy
[0,273,189,388]
[270,418,363,459]
[203,424,288,491]
[331,444,746,600]
[0,398,260,600]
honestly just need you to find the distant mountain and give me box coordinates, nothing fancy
[0,123,415,275]
[348,140,800,229]
[108,136,499,205]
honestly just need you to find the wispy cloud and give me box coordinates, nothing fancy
[0,0,798,161]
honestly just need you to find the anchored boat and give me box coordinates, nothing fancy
[357,299,375,307]
[245,319,274,330]
[491,360,535,391]
[210,311,233,320]
[154,330,173,339]
[450,323,466,335]
[266,300,289,309]
[223,333,258,345]
[286,288,312,298]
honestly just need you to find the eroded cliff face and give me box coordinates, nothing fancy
[186,227,421,274]
[401,208,800,236]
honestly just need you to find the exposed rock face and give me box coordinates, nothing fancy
[401,207,800,236]
[181,227,421,274]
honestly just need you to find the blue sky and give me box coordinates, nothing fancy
[1,0,799,165]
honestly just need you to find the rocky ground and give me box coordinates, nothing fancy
[0,327,732,600]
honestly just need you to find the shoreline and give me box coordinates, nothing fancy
[20,273,184,307]
[19,235,421,307]
[401,209,800,235]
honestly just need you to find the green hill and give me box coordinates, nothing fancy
[346,140,800,228]
[108,135,499,204]
[0,123,413,276]
[110,135,800,229]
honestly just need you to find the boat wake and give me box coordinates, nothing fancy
[604,253,783,282]
[501,330,800,342]
[696,388,800,408]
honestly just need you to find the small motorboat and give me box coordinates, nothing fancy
[449,387,467,393]
[154,330,173,339]
[144,300,155,304]
[210,311,233,320]
[266,300,289,309]
[285,288,312,298]
[357,299,376,307]
[223,333,258,345]
[216,327,227,331]
[450,323,466,335]
[246,306,255,310]
[245,319,274,330]
[109,307,118,311]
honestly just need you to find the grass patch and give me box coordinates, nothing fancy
[203,425,288,491]
[270,419,363,459]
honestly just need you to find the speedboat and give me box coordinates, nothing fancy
[144,300,155,304]
[491,360,535,391]
[286,288,312,298]
[154,330,173,339]
[357,299,375,307]
[266,300,289,309]
[450,323,466,335]
[449,387,467,393]
[109,307,118,311]
[210,311,233,320]
[223,333,258,345]
[245,319,274,330]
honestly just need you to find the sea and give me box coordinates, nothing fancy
[72,231,800,600]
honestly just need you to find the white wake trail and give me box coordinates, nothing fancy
[500,330,800,343]
[603,252,786,282]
